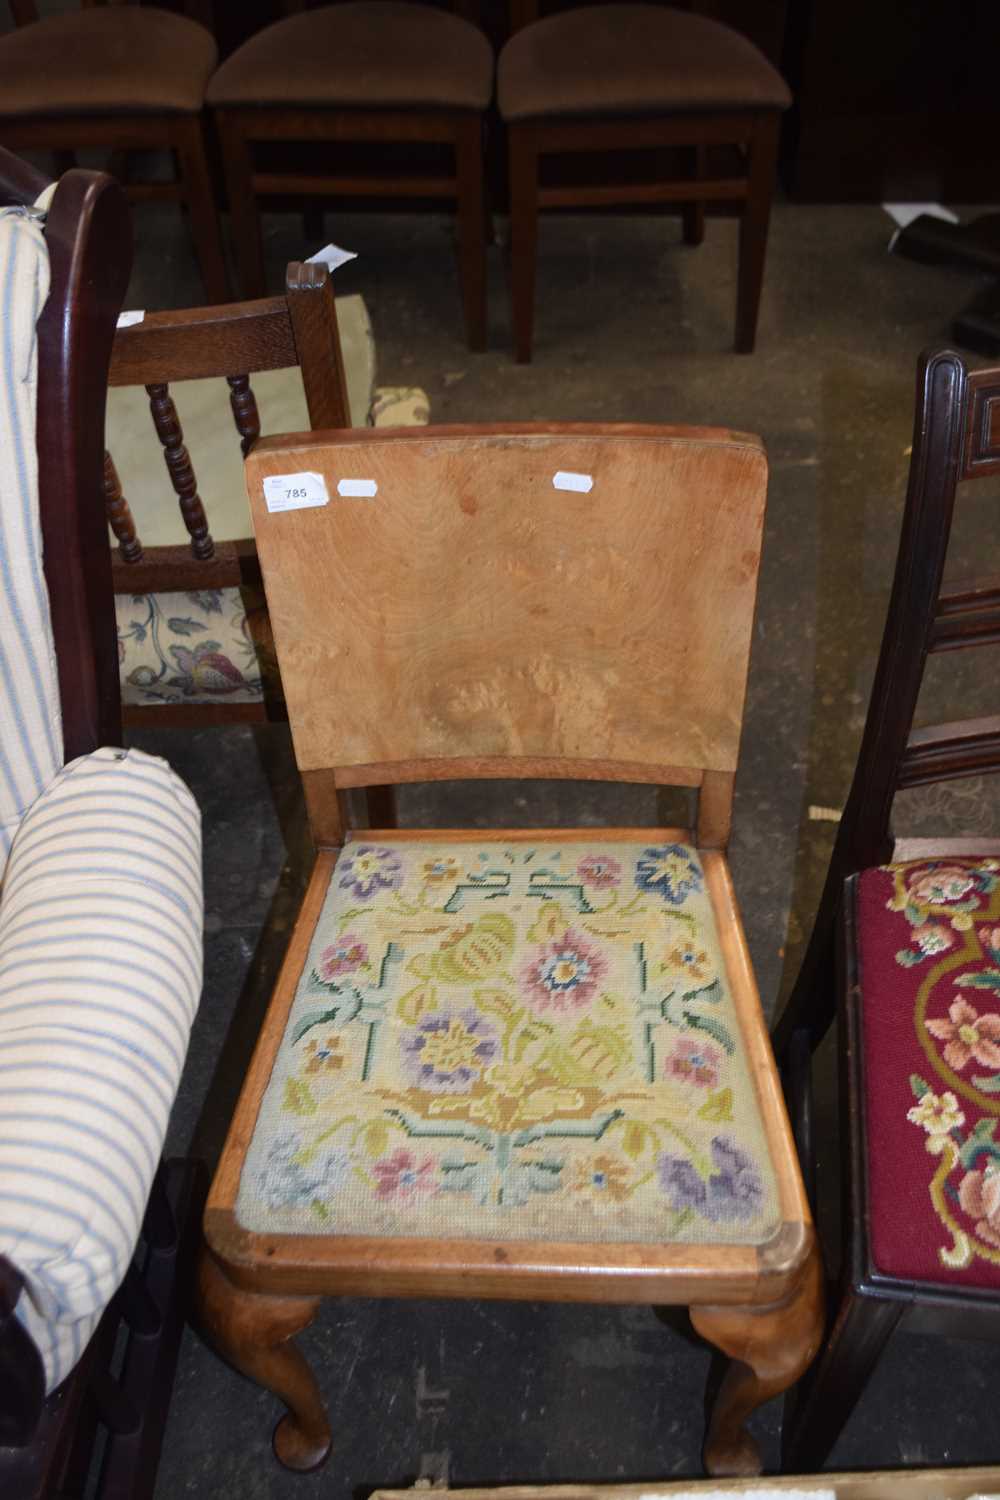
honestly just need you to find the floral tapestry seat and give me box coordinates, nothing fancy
[856,857,1000,1288]
[237,836,783,1246]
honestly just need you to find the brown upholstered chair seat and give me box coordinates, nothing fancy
[0,8,217,117]
[498,3,790,122]
[207,0,493,111]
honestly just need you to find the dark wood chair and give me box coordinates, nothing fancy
[775,348,1000,1467]
[0,0,229,303]
[206,0,493,350]
[0,149,202,1500]
[106,261,351,728]
[497,1,791,362]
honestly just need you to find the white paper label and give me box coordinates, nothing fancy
[116,310,145,328]
[306,242,358,273]
[263,471,330,513]
[553,470,593,493]
[337,478,377,498]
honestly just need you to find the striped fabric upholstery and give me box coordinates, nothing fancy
[0,746,202,1391]
[0,206,62,871]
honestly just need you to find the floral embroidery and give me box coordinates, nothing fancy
[577,854,622,890]
[570,1153,632,1208]
[635,844,703,905]
[666,1037,721,1089]
[958,1166,1000,1247]
[909,865,978,905]
[884,857,1000,1277]
[117,589,266,705]
[658,1136,764,1223]
[907,1089,965,1137]
[304,1035,345,1074]
[401,1008,500,1093]
[913,923,953,957]
[428,914,515,983]
[661,941,715,986]
[421,855,462,887]
[372,1148,437,1200]
[237,840,779,1245]
[926,1000,1000,1072]
[257,1132,353,1211]
[316,935,369,983]
[338,846,404,901]
[521,929,607,1014]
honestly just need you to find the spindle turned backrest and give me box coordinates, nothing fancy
[245,422,768,848]
[106,261,349,595]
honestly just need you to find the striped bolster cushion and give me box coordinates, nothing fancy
[0,206,62,870]
[0,745,202,1392]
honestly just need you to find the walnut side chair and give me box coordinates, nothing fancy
[206,0,493,350]
[106,260,350,728]
[198,421,823,1477]
[0,0,229,303]
[497,1,791,362]
[775,349,1000,1467]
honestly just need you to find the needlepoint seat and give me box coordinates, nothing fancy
[853,857,1000,1287]
[235,835,782,1245]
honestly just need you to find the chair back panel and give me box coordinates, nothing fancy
[245,424,767,790]
[105,261,350,597]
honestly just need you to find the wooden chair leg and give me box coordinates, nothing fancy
[197,1249,332,1473]
[216,110,266,299]
[734,111,780,354]
[690,1246,824,1477]
[508,123,539,364]
[782,1282,903,1472]
[454,114,487,352]
[174,115,230,304]
[682,143,706,247]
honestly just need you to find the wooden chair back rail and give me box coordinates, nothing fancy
[106,262,349,583]
[0,154,131,758]
[962,371,1000,476]
[775,348,1000,1056]
[245,423,767,849]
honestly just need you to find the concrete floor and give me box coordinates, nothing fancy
[122,196,1000,1496]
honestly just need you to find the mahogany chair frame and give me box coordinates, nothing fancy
[0,150,202,1500]
[0,0,229,304]
[198,421,823,1479]
[503,0,782,363]
[215,106,487,351]
[775,348,1000,1467]
[106,260,351,729]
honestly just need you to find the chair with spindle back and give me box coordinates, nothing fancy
[496,0,791,362]
[206,0,493,350]
[0,0,228,303]
[197,420,823,1478]
[775,349,1000,1465]
[0,149,203,1500]
[106,262,351,727]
